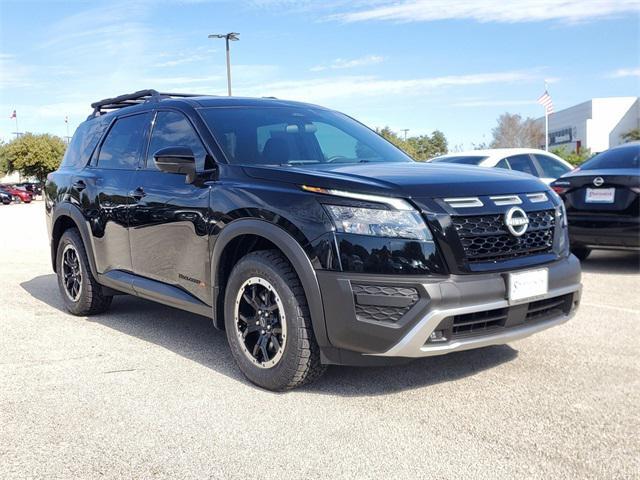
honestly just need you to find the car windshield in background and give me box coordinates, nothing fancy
[580,144,640,170]
[430,155,488,165]
[199,107,413,166]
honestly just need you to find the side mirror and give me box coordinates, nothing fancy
[154,146,197,183]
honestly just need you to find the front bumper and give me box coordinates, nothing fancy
[317,255,581,364]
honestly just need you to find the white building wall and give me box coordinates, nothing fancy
[609,98,640,147]
[589,97,638,151]
[0,171,24,184]
[540,96,639,153]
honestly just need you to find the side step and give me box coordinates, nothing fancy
[98,270,213,318]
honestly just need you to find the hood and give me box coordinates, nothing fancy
[243,162,548,198]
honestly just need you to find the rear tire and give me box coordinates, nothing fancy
[224,250,326,391]
[56,228,112,316]
[571,246,591,261]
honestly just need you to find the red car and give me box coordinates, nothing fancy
[0,185,32,203]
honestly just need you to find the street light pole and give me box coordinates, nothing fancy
[208,32,240,96]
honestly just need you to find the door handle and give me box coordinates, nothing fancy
[72,180,86,191]
[130,187,146,200]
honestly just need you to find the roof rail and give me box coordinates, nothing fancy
[89,89,205,118]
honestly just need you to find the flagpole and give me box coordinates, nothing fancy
[545,109,548,151]
[14,115,19,139]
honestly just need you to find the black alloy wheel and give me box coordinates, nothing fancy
[61,244,83,302]
[234,277,287,369]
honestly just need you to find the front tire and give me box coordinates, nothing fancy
[56,229,112,315]
[224,250,326,391]
[571,246,591,261]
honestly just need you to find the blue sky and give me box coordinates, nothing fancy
[0,0,638,148]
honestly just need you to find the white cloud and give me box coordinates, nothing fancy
[249,69,537,102]
[331,0,640,24]
[607,67,640,78]
[453,99,539,107]
[154,46,218,68]
[0,54,35,89]
[310,55,384,72]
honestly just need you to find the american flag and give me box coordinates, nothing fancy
[9,110,16,120]
[537,91,554,115]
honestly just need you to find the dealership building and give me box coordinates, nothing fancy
[538,96,639,154]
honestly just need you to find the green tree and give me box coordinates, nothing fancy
[2,133,66,182]
[407,130,448,160]
[621,127,640,143]
[0,141,8,176]
[376,127,448,161]
[550,146,592,166]
[490,113,544,148]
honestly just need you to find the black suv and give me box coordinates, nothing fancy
[46,90,582,390]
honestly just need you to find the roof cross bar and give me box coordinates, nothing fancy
[89,89,206,118]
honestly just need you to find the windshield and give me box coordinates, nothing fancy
[430,155,488,165]
[579,144,640,170]
[199,107,413,166]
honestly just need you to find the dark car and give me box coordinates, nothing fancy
[0,190,12,205]
[551,142,640,260]
[45,90,581,390]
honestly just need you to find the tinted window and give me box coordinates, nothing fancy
[506,154,537,176]
[147,111,208,170]
[430,155,487,165]
[496,158,510,169]
[533,154,571,178]
[97,113,150,169]
[199,107,412,166]
[60,118,109,169]
[580,144,640,170]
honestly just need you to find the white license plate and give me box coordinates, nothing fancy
[508,268,548,304]
[585,187,615,203]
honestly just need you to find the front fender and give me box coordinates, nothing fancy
[210,218,329,347]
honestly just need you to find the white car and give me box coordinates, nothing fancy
[429,148,573,184]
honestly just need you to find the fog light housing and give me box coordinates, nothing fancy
[429,330,447,342]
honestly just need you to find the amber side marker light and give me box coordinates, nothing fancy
[301,185,329,194]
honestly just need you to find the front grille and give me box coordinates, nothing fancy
[430,293,574,342]
[452,209,555,263]
[352,284,419,323]
[526,295,571,322]
[451,307,508,337]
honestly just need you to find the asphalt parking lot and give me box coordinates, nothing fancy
[1,202,638,479]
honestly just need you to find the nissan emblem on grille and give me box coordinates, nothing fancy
[504,207,529,237]
[593,177,604,187]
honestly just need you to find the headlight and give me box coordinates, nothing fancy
[324,205,432,240]
[549,188,567,228]
[554,199,567,228]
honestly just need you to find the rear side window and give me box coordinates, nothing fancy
[496,158,510,169]
[97,113,151,170]
[533,154,571,178]
[146,111,209,170]
[580,145,640,170]
[506,154,537,176]
[60,119,107,169]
